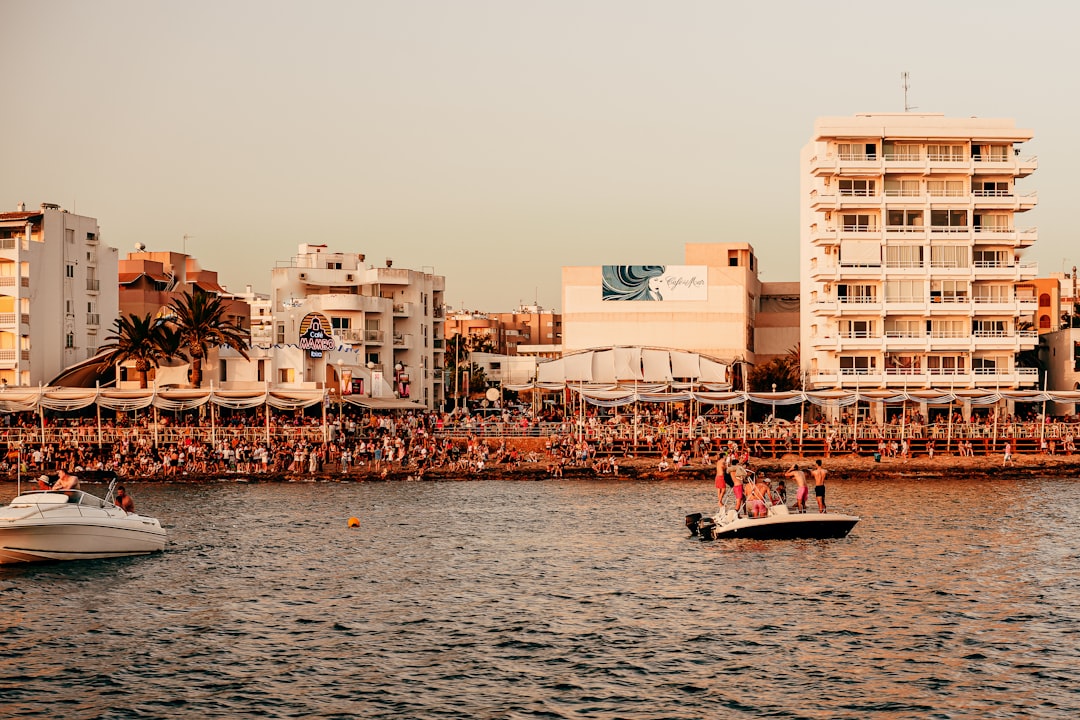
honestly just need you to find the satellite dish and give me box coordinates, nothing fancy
[134,242,146,251]
[485,388,499,401]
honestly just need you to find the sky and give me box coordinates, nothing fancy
[3,0,1077,312]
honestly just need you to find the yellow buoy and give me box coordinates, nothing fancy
[347,517,360,528]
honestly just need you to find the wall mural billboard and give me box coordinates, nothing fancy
[601,265,708,301]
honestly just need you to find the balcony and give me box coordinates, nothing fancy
[392,303,409,316]
[810,366,1039,389]
[364,329,384,344]
[971,226,1037,248]
[392,333,412,348]
[86,313,100,327]
[86,279,100,292]
[972,154,1038,178]
[972,190,1038,212]
[0,277,29,289]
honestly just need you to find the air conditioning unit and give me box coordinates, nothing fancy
[299,273,307,279]
[346,274,353,281]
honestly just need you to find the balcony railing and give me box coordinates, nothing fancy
[86,313,100,327]
[86,279,100,292]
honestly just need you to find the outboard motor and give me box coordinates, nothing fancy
[698,517,717,541]
[685,513,703,537]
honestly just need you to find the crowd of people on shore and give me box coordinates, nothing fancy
[0,402,1076,480]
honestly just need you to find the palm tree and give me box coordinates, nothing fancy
[99,313,179,389]
[167,289,251,388]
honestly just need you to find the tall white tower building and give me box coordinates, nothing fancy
[801,114,1039,392]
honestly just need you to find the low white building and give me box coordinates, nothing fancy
[561,243,761,363]
[0,202,118,386]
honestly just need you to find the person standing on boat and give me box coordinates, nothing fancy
[785,464,809,513]
[730,458,749,516]
[715,456,732,506]
[114,485,135,513]
[810,459,827,513]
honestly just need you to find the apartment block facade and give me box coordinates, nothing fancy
[268,244,445,408]
[801,114,1040,390]
[0,203,118,386]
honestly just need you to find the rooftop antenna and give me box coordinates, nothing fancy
[183,234,194,254]
[901,71,916,112]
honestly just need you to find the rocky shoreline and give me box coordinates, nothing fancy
[27,452,1076,485]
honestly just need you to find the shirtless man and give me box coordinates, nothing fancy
[810,459,827,513]
[785,464,809,513]
[714,456,730,506]
[52,469,80,492]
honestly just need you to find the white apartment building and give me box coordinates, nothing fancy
[801,114,1040,391]
[0,202,118,386]
[268,244,445,408]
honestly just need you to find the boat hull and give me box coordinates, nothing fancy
[687,509,859,541]
[0,491,167,565]
[0,522,167,564]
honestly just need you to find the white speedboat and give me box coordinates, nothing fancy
[0,486,167,565]
[686,504,859,541]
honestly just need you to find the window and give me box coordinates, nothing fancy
[973,320,1007,336]
[884,178,920,197]
[927,144,965,161]
[930,245,969,268]
[838,143,877,160]
[275,323,285,344]
[973,357,1003,373]
[883,143,920,161]
[927,355,966,373]
[884,245,923,268]
[885,280,922,303]
[973,285,1010,303]
[842,320,874,338]
[220,360,228,382]
[65,334,74,348]
[927,180,964,197]
[837,284,876,303]
[839,179,875,196]
[1040,293,1052,307]
[839,356,876,374]
[886,210,923,229]
[973,214,1010,231]
[929,320,966,338]
[65,229,75,244]
[973,181,1010,196]
[885,319,921,337]
[331,317,351,330]
[930,280,969,302]
[973,250,1007,268]
[973,144,1009,162]
[841,214,874,231]
[278,368,295,383]
[65,264,75,278]
[930,210,968,229]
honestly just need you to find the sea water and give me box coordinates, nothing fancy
[1,476,1078,719]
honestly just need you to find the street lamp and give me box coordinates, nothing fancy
[337,358,344,420]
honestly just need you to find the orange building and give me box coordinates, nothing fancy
[118,250,250,332]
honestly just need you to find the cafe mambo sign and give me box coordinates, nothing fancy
[299,312,335,358]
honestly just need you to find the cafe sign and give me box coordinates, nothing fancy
[298,312,335,358]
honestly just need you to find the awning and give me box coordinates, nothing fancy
[345,396,427,410]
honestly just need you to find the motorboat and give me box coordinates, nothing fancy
[0,481,167,565]
[685,504,859,541]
